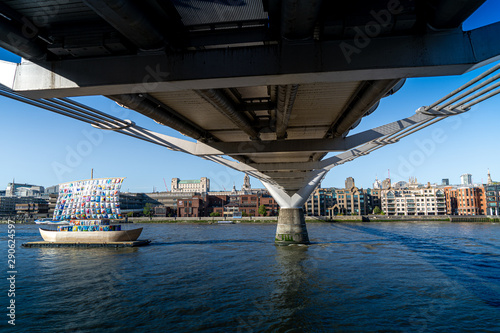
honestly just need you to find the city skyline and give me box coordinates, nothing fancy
[1,1,500,192]
[2,169,497,195]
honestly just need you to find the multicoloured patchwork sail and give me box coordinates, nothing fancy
[53,177,124,220]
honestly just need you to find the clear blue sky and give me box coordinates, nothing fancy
[1,1,500,192]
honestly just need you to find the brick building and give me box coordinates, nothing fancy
[221,193,278,217]
[176,192,278,218]
[177,195,206,217]
[331,187,372,216]
[367,188,382,212]
[444,186,486,215]
[304,187,335,217]
[328,178,377,216]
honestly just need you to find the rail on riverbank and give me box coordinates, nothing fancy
[127,215,500,223]
[4,215,499,224]
[331,215,500,222]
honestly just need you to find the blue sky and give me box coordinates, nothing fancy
[1,1,500,192]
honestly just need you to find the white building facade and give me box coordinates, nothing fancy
[171,177,210,193]
[381,187,447,216]
[5,182,44,197]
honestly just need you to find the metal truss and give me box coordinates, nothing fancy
[319,61,500,172]
[1,61,500,207]
[2,21,500,99]
[0,85,276,187]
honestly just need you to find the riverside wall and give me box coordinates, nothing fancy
[4,215,498,224]
[128,215,500,223]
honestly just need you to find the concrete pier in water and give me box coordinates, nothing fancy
[275,208,310,245]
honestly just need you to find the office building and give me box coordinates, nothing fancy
[304,187,336,217]
[329,178,375,216]
[485,184,500,215]
[5,182,44,197]
[460,174,472,186]
[120,191,195,216]
[16,202,49,216]
[171,177,209,193]
[0,196,48,217]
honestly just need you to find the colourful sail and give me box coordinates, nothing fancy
[53,177,125,220]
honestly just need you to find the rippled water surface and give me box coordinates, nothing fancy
[2,222,500,332]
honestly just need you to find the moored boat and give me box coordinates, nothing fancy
[38,177,143,243]
[39,227,143,243]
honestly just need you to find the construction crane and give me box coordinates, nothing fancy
[163,178,169,192]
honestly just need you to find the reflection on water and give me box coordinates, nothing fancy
[2,222,500,332]
[271,245,330,332]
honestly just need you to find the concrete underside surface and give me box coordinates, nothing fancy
[275,208,310,245]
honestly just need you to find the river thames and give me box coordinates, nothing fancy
[2,222,500,332]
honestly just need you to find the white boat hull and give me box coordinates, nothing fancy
[39,227,143,243]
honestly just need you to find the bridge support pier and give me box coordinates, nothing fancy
[275,208,309,245]
[263,170,327,245]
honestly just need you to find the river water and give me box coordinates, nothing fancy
[1,222,500,332]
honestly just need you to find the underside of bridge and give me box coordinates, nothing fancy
[1,0,499,243]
